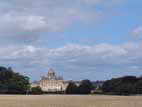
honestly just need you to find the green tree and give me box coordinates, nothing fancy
[31,86,43,94]
[135,80,142,94]
[0,66,30,94]
[65,82,78,94]
[78,80,93,94]
[102,76,138,95]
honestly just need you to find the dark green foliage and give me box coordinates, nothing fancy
[31,86,43,94]
[65,80,93,94]
[0,66,30,94]
[102,76,142,95]
[78,80,93,94]
[65,82,78,94]
[135,80,142,94]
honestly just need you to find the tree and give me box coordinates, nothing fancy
[102,76,138,95]
[78,80,93,94]
[116,83,135,95]
[65,82,78,94]
[0,66,30,94]
[0,84,8,93]
[31,86,43,94]
[135,80,142,94]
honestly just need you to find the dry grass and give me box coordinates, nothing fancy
[0,95,141,107]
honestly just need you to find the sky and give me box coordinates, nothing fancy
[0,0,142,81]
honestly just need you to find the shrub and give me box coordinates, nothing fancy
[31,86,43,94]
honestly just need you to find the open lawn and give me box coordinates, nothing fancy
[0,95,141,107]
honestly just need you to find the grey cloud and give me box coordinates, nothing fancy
[132,26,142,38]
[0,42,142,80]
[0,0,119,40]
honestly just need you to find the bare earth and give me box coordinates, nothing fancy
[0,95,141,107]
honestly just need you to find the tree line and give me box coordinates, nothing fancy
[102,76,142,95]
[0,66,30,94]
[66,76,142,95]
[65,80,94,94]
[1,66,142,95]
[0,66,94,94]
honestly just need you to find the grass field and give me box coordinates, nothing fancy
[0,95,141,107]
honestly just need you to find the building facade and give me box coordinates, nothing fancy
[32,68,69,92]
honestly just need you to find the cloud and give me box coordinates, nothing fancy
[132,26,142,37]
[0,0,121,40]
[0,13,47,35]
[0,0,133,80]
[0,42,142,80]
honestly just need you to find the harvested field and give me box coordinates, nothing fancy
[0,95,141,107]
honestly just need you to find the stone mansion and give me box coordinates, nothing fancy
[31,68,69,92]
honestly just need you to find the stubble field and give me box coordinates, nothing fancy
[0,95,141,107]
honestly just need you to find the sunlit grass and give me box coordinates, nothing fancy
[0,95,141,107]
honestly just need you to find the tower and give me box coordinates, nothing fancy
[47,68,56,80]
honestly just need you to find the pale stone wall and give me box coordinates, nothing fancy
[31,69,69,92]
[39,80,68,92]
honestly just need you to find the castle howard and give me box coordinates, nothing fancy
[31,68,69,92]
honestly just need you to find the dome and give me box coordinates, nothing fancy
[48,68,55,74]
[47,68,56,80]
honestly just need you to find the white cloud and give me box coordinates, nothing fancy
[0,0,120,39]
[0,13,47,34]
[132,26,142,37]
[0,0,134,80]
[0,42,142,80]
